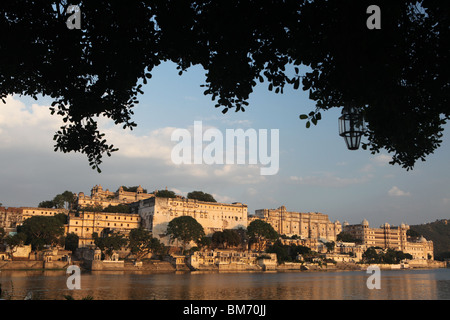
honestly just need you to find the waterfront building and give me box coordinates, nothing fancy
[75,184,154,209]
[254,206,342,242]
[189,250,277,271]
[21,207,68,221]
[343,219,434,260]
[0,206,23,233]
[66,211,141,247]
[131,197,248,245]
[0,206,68,233]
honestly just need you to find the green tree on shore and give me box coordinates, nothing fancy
[247,219,278,252]
[211,229,241,249]
[127,227,164,261]
[18,215,65,251]
[65,233,79,253]
[93,232,128,260]
[166,216,205,252]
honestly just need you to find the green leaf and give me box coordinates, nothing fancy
[306,121,310,129]
[299,114,308,120]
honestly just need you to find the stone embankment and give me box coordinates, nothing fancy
[0,258,446,272]
[0,260,71,270]
[87,260,176,272]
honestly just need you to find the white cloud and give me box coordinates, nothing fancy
[388,186,411,197]
[360,153,392,173]
[373,154,392,165]
[289,172,371,188]
[0,96,268,188]
[103,126,176,163]
[0,96,62,149]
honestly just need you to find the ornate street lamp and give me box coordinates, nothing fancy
[338,106,366,150]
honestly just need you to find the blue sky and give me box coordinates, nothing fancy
[1,61,449,228]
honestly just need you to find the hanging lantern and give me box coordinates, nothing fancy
[338,106,365,150]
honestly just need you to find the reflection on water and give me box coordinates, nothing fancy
[1,269,449,300]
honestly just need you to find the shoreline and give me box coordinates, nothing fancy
[0,260,446,273]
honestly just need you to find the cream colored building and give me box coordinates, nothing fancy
[76,185,154,209]
[21,207,68,221]
[343,219,434,260]
[254,206,342,242]
[132,197,248,245]
[0,207,68,233]
[67,211,141,247]
[0,207,23,232]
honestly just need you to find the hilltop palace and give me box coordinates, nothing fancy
[0,184,435,262]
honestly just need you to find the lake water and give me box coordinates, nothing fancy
[1,268,450,300]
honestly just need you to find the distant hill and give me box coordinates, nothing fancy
[409,219,450,260]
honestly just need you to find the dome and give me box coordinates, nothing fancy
[361,219,369,226]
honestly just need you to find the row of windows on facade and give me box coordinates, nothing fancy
[73,221,135,227]
[25,211,58,215]
[168,211,243,221]
[170,203,246,211]
[72,223,133,232]
[276,224,339,231]
[77,214,138,221]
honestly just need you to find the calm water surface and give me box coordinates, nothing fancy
[1,268,450,300]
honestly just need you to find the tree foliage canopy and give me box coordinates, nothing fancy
[93,231,128,258]
[18,215,65,250]
[211,229,241,249]
[166,216,205,250]
[187,191,216,203]
[247,219,279,251]
[155,189,177,198]
[1,1,449,170]
[128,227,164,260]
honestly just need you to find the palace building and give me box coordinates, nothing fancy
[343,219,434,260]
[254,206,342,242]
[76,185,154,209]
[0,206,68,234]
[131,197,248,245]
[66,211,141,247]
